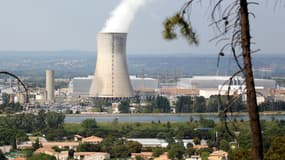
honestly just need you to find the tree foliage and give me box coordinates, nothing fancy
[264,136,285,160]
[119,100,130,113]
[77,143,101,152]
[0,150,7,160]
[27,153,56,160]
[151,96,171,113]
[167,142,185,160]
[163,13,198,45]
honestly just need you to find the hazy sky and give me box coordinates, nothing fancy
[0,0,284,54]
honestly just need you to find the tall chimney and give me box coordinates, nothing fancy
[46,69,55,103]
[90,32,133,98]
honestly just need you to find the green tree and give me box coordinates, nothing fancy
[81,119,97,129]
[229,148,253,160]
[119,100,130,113]
[126,141,142,155]
[1,93,9,105]
[27,153,56,160]
[193,137,200,145]
[199,116,215,128]
[200,151,210,160]
[219,139,230,152]
[0,150,7,160]
[32,138,41,151]
[192,96,206,113]
[207,95,219,112]
[0,128,16,148]
[152,96,171,113]
[153,147,164,157]
[167,142,185,160]
[77,143,101,152]
[68,149,75,160]
[44,128,66,141]
[185,143,195,157]
[81,118,98,136]
[52,146,61,152]
[264,136,285,160]
[176,96,192,113]
[46,112,65,129]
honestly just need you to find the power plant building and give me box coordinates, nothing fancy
[177,76,275,90]
[70,76,158,98]
[130,76,159,91]
[46,70,55,103]
[177,76,276,99]
[89,32,133,98]
[69,76,93,97]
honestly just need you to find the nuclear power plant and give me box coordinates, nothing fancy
[89,32,134,98]
[46,69,55,103]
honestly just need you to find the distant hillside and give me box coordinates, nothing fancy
[0,51,284,80]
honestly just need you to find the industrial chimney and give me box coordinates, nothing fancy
[46,69,55,103]
[90,32,133,98]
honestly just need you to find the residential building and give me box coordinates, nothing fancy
[34,147,68,160]
[193,145,209,150]
[74,135,84,141]
[208,150,228,160]
[131,152,153,160]
[42,142,79,150]
[73,152,110,160]
[82,136,103,144]
[0,145,12,153]
[187,155,202,160]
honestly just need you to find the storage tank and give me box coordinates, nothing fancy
[90,32,133,98]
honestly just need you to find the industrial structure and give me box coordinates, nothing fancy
[46,69,55,103]
[71,75,157,98]
[89,32,133,98]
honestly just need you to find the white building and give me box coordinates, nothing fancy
[69,76,159,98]
[177,76,275,100]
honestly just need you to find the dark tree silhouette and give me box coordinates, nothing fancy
[161,0,280,159]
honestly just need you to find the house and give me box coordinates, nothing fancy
[0,145,12,153]
[74,135,84,141]
[131,152,153,160]
[127,138,168,148]
[34,147,57,158]
[42,142,79,150]
[153,152,170,160]
[187,155,202,160]
[82,136,103,144]
[14,158,27,160]
[208,150,228,160]
[193,145,208,150]
[34,148,68,160]
[74,152,110,160]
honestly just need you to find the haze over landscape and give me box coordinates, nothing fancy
[0,0,283,54]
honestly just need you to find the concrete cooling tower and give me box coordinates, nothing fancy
[89,32,134,98]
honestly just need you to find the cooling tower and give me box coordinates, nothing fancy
[46,69,55,103]
[89,32,134,98]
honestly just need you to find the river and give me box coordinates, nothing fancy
[65,113,285,123]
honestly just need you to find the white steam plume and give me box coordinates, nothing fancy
[101,0,148,33]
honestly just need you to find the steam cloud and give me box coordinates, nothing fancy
[101,0,148,33]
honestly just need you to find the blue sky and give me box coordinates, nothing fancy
[0,0,284,54]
